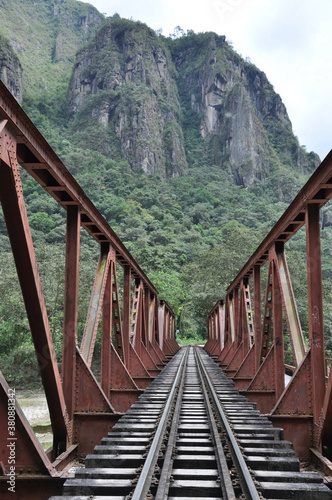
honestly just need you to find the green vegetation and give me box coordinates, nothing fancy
[0,0,103,128]
[0,3,331,388]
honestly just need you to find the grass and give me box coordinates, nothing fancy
[177,337,206,345]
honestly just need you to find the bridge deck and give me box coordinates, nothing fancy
[50,346,332,500]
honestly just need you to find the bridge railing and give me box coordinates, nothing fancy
[205,149,332,461]
[0,80,178,497]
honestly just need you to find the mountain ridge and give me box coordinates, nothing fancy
[66,19,320,185]
[0,2,319,189]
[1,0,331,352]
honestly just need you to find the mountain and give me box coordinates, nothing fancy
[0,33,22,102]
[0,2,318,186]
[67,18,319,185]
[171,33,319,184]
[68,18,187,177]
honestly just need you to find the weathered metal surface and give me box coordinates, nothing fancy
[206,149,332,459]
[0,373,55,475]
[253,264,262,371]
[206,300,225,356]
[0,79,178,498]
[80,243,113,366]
[50,347,332,500]
[320,367,332,452]
[158,300,178,355]
[306,204,326,445]
[122,265,131,368]
[100,263,113,398]
[110,264,124,359]
[62,206,80,425]
[272,253,285,401]
[0,373,65,500]
[275,248,305,366]
[260,259,273,361]
[232,346,256,389]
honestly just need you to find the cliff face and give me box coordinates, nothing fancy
[68,19,187,177]
[0,34,22,102]
[172,33,320,187]
[68,25,319,184]
[0,3,320,188]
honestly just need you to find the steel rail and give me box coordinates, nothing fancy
[194,347,236,499]
[154,347,188,500]
[195,347,261,500]
[0,81,157,293]
[131,348,188,500]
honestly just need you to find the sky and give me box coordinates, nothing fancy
[81,0,332,160]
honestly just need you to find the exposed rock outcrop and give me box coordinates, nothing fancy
[52,1,103,63]
[0,0,103,106]
[68,22,319,185]
[0,34,22,103]
[68,19,187,178]
[172,32,319,187]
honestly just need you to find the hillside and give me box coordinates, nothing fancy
[1,0,332,387]
[66,18,319,187]
[0,0,103,118]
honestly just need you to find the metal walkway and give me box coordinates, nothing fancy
[50,346,332,500]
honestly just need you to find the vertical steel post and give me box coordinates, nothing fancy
[134,280,143,358]
[208,316,212,342]
[226,294,233,344]
[218,301,225,350]
[215,308,219,343]
[62,205,80,423]
[123,265,132,367]
[158,302,164,351]
[211,314,214,342]
[306,204,326,431]
[101,261,113,397]
[234,287,239,346]
[272,248,285,399]
[242,281,249,355]
[144,286,150,346]
[253,265,261,371]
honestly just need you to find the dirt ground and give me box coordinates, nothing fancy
[16,390,52,448]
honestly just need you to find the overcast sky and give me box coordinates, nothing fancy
[82,0,332,160]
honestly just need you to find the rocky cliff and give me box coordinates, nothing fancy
[68,19,187,177]
[0,34,22,102]
[68,23,319,184]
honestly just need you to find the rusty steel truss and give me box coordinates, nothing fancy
[0,81,178,498]
[205,149,332,465]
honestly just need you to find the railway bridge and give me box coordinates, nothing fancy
[0,79,332,499]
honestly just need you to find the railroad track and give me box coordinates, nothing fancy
[50,346,332,499]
